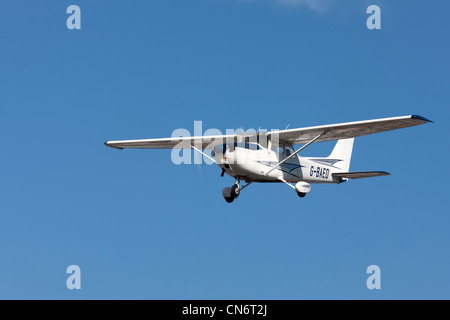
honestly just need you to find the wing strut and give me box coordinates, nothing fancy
[191,145,217,164]
[264,134,322,176]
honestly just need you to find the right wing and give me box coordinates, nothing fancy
[269,115,432,145]
[332,171,390,179]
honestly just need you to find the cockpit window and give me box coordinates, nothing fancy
[277,146,284,155]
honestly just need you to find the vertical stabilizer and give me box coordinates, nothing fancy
[328,138,354,172]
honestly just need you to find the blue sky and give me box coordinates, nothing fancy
[0,0,448,299]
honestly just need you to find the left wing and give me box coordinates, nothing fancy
[105,134,237,150]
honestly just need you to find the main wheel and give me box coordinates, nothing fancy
[231,184,240,198]
[297,192,306,198]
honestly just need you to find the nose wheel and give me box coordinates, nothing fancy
[222,180,252,203]
[222,182,239,203]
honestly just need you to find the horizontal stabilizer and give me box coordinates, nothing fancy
[332,171,390,179]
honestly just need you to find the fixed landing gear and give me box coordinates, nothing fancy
[279,179,310,199]
[223,182,240,203]
[222,180,252,203]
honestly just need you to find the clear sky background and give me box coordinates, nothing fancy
[0,0,448,299]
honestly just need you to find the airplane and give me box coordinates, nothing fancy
[105,115,432,203]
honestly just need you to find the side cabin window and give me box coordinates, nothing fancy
[285,146,294,156]
[276,145,294,156]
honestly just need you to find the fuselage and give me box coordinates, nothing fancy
[214,143,342,184]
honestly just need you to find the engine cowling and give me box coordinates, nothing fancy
[295,181,311,194]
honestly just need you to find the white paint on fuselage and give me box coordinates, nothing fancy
[214,145,341,184]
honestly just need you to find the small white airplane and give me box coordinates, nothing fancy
[105,115,431,203]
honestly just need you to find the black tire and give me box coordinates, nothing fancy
[231,184,240,198]
[225,197,234,203]
[297,192,306,198]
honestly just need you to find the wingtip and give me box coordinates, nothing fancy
[104,141,124,150]
[411,115,433,123]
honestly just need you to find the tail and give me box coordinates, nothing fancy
[327,138,354,172]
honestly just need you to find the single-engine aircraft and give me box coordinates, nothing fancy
[105,115,431,203]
